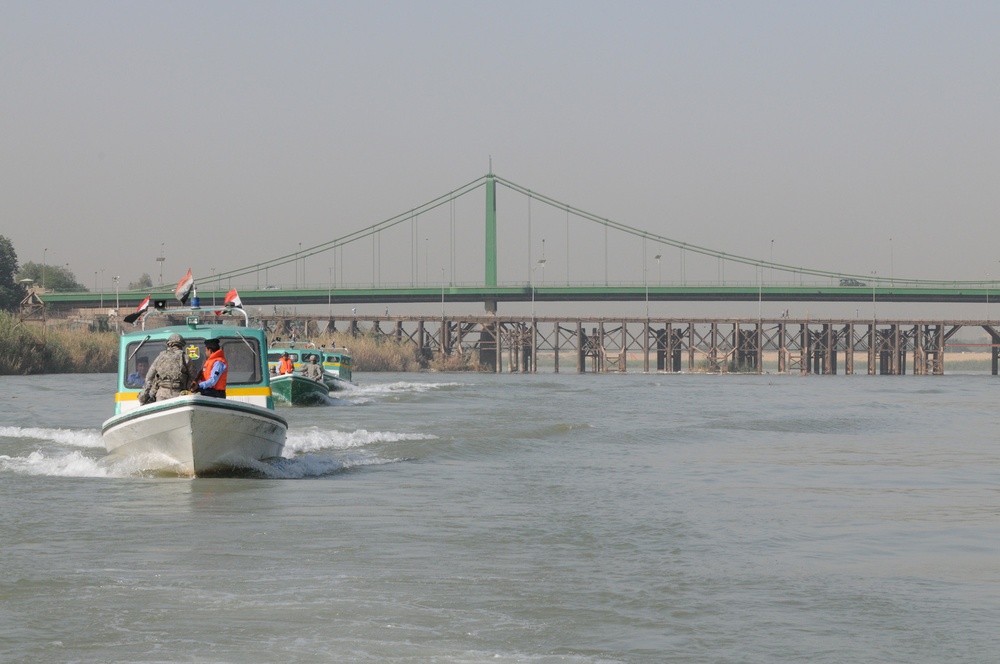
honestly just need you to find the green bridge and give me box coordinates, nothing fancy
[25,172,999,313]
[36,283,1000,311]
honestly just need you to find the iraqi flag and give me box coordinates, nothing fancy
[174,269,194,305]
[224,288,243,308]
[216,288,243,315]
[123,295,150,325]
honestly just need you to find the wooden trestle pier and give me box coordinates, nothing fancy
[259,315,1000,375]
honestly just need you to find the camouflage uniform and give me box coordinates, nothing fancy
[301,356,324,382]
[139,346,193,404]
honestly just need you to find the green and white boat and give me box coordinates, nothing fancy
[321,347,354,391]
[267,342,331,405]
[268,372,330,405]
[102,304,287,476]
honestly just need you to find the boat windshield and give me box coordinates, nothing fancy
[267,351,322,364]
[124,337,263,388]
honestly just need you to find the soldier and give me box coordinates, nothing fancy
[301,354,324,382]
[138,333,194,404]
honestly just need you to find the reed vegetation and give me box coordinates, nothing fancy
[0,312,118,374]
[0,312,486,375]
[308,330,488,373]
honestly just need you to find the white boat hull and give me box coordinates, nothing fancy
[102,395,287,476]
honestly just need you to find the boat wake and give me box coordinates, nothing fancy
[0,425,103,448]
[0,425,436,480]
[344,380,467,404]
[286,426,436,454]
[0,426,112,477]
[250,426,438,479]
[0,449,116,477]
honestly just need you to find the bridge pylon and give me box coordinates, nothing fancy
[484,171,497,313]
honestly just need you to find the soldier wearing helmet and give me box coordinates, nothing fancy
[301,354,324,382]
[138,333,194,405]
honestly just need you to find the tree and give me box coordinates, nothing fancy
[129,273,153,290]
[17,261,86,292]
[0,235,19,311]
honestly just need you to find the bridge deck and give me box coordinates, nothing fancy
[34,283,1000,311]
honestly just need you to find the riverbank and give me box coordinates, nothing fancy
[0,313,118,374]
[0,312,485,375]
[2,312,993,375]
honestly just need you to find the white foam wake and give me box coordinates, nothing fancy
[0,426,103,448]
[285,427,437,454]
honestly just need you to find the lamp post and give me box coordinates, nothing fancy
[770,239,774,282]
[758,261,763,322]
[565,209,570,286]
[889,237,894,286]
[531,275,535,318]
[644,268,649,319]
[541,238,546,282]
[531,259,546,318]
[441,267,446,317]
[113,275,120,312]
[655,254,662,285]
[43,248,47,290]
[871,271,877,322]
[156,243,165,285]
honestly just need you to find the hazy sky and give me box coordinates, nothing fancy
[3,1,999,296]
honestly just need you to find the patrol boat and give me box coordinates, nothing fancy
[102,303,287,476]
[267,345,330,406]
[321,346,354,391]
[268,371,329,405]
[267,341,348,400]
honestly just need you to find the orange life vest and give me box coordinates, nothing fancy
[199,349,228,390]
[278,357,294,374]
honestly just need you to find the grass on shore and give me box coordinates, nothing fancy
[0,312,487,375]
[0,312,118,374]
[290,330,488,373]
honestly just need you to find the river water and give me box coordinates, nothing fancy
[0,371,997,663]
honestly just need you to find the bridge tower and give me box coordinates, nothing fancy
[485,171,498,313]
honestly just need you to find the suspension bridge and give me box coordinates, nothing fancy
[37,171,999,313]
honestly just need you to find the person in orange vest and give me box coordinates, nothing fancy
[277,352,294,375]
[194,338,228,398]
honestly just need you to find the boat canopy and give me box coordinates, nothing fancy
[118,307,269,395]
